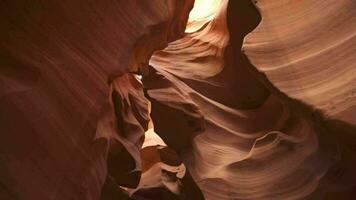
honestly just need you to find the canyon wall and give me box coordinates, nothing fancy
[1,0,355,199]
[145,0,356,199]
[0,0,193,199]
[244,0,356,125]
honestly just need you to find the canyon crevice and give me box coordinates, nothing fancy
[0,0,355,200]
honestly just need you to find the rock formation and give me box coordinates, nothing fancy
[0,0,355,199]
[0,0,194,199]
[145,0,356,199]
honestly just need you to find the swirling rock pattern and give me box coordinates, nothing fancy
[244,0,356,125]
[0,0,193,199]
[1,0,355,199]
[145,0,356,199]
[131,138,204,200]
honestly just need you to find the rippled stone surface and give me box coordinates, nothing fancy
[244,0,356,125]
[0,0,193,199]
[1,0,355,199]
[145,0,356,199]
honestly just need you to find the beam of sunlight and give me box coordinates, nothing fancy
[185,0,221,33]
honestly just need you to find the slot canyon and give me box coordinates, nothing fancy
[0,0,356,199]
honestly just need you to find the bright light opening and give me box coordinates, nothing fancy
[185,0,221,33]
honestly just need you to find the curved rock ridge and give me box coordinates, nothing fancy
[145,0,356,199]
[130,144,204,200]
[1,0,355,199]
[0,0,193,199]
[97,73,150,189]
[243,0,356,124]
[152,0,229,81]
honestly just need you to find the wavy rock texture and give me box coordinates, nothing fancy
[145,0,356,199]
[130,135,204,200]
[0,0,193,199]
[1,0,355,199]
[244,0,356,125]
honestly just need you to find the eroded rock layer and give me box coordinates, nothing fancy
[1,0,355,199]
[145,0,356,199]
[244,0,356,125]
[0,0,193,199]
[131,137,204,200]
